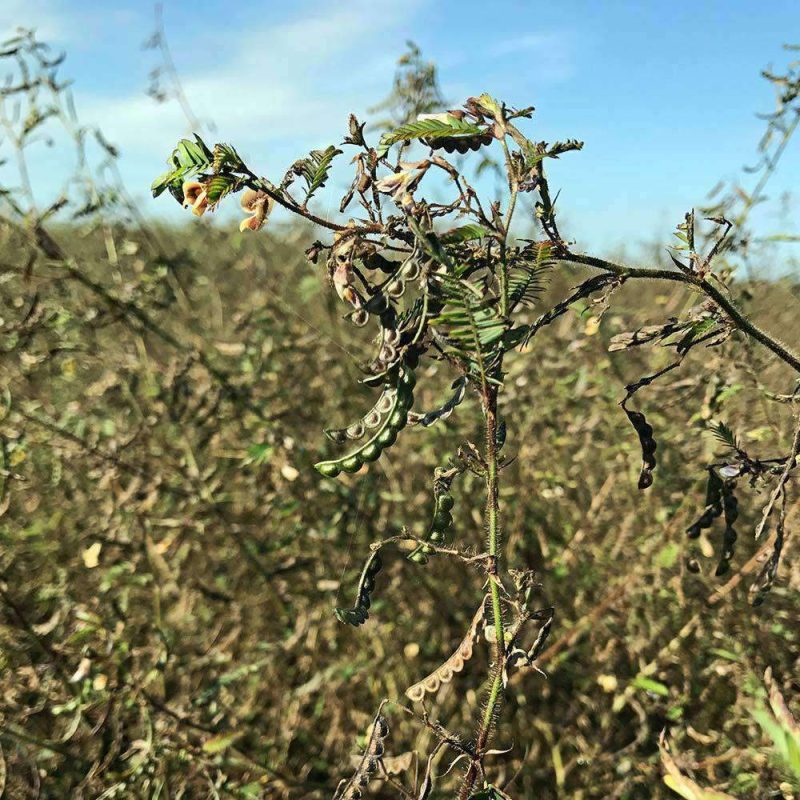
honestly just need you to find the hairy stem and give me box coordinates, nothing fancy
[460,384,506,799]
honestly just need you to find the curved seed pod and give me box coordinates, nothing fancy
[422,132,493,154]
[408,466,460,564]
[336,714,391,799]
[335,550,383,626]
[525,606,555,662]
[407,376,468,428]
[622,400,657,490]
[324,386,397,444]
[405,599,485,703]
[687,469,724,539]
[379,344,398,364]
[505,606,555,679]
[316,367,415,478]
[715,481,739,576]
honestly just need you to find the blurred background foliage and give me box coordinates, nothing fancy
[0,29,798,800]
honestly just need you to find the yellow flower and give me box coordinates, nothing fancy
[182,181,209,217]
[239,189,274,233]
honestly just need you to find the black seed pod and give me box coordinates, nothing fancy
[623,402,657,490]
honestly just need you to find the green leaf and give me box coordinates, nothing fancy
[707,647,741,662]
[632,676,670,697]
[655,542,680,569]
[709,421,740,452]
[202,731,241,754]
[440,224,492,244]
[205,174,238,204]
[295,145,342,203]
[377,115,484,157]
[508,243,553,309]
[151,134,214,199]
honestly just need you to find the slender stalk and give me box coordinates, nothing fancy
[499,136,519,318]
[460,383,506,800]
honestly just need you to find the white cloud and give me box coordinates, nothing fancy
[0,0,71,43]
[75,0,425,179]
[487,32,574,82]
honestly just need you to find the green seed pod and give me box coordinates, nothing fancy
[388,409,407,430]
[438,493,455,512]
[433,509,453,530]
[361,443,380,462]
[407,469,460,564]
[315,365,415,477]
[340,455,362,473]
[377,428,397,447]
[335,550,383,626]
[400,368,417,390]
[317,463,341,478]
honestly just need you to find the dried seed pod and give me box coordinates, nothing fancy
[525,606,555,662]
[363,410,381,429]
[376,393,393,415]
[622,401,657,489]
[379,343,397,362]
[335,550,383,626]
[401,259,421,281]
[383,328,401,347]
[405,599,485,702]
[350,309,370,327]
[336,714,391,799]
[386,280,405,300]
[686,469,723,539]
[407,376,467,428]
[715,481,739,576]
[346,422,366,439]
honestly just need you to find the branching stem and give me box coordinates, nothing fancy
[565,251,800,374]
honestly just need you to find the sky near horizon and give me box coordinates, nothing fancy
[1,0,798,255]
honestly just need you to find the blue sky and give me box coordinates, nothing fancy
[1,0,798,254]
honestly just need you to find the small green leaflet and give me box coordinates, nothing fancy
[377,115,485,158]
[440,224,492,244]
[632,675,670,697]
[202,731,241,754]
[151,134,213,200]
[295,145,342,204]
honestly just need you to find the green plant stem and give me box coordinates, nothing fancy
[499,137,519,318]
[459,383,506,800]
[564,251,800,375]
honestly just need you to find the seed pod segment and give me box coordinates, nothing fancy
[315,366,416,478]
[335,549,384,626]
